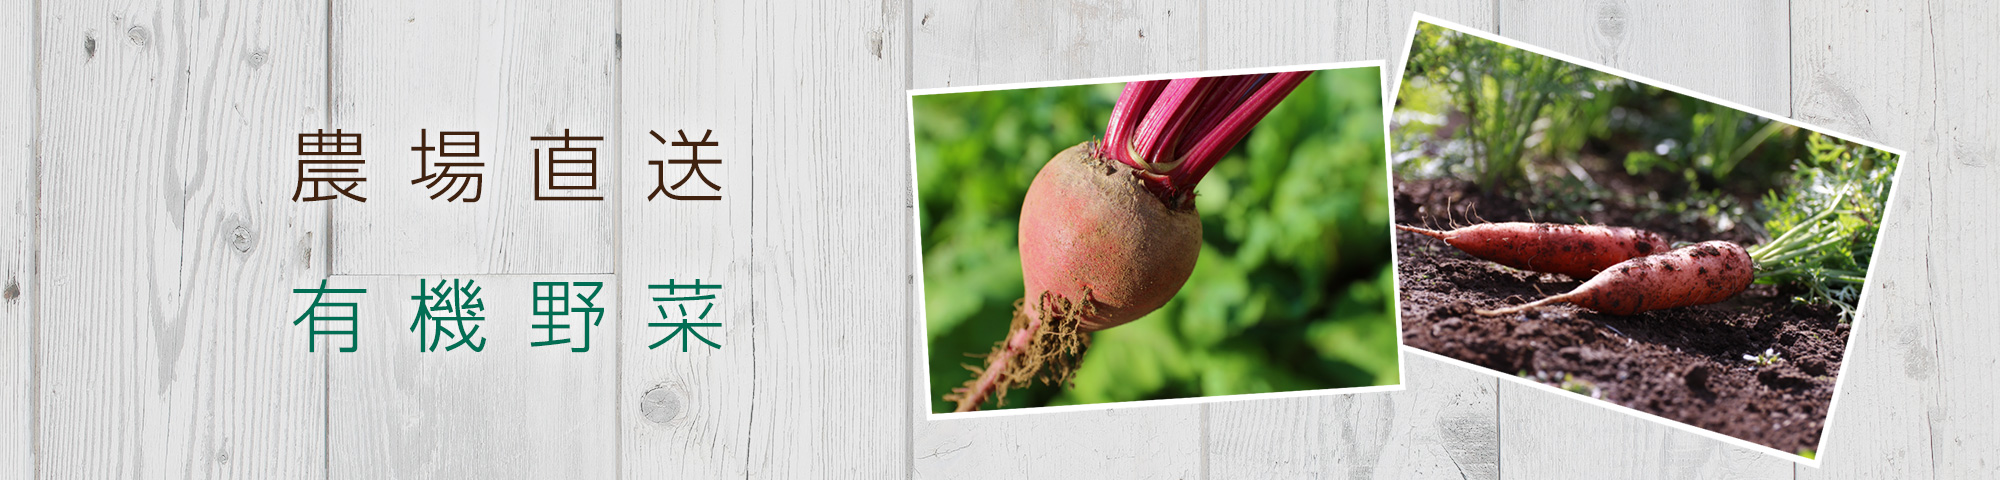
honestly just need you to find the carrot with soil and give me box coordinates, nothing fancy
[1478,186,1874,317]
[947,72,1312,412]
[1396,223,1666,279]
[1477,240,1753,316]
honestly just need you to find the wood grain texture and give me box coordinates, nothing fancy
[914,407,1202,479]
[171,1,335,477]
[616,0,757,478]
[1207,354,1499,479]
[326,275,617,479]
[1792,2,1995,479]
[37,0,330,477]
[911,0,1202,87]
[2,0,33,476]
[1497,0,1791,115]
[749,0,912,477]
[328,0,617,275]
[37,3,191,474]
[1203,0,1497,89]
[1498,381,1793,479]
[911,0,1494,88]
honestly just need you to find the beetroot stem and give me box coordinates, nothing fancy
[1102,80,1167,170]
[1177,74,1264,156]
[1166,70,1311,195]
[1130,77,1220,173]
[1100,70,1313,202]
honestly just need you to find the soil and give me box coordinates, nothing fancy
[1395,177,1846,455]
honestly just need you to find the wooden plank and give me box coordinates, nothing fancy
[1,0,33,476]
[1207,353,1499,479]
[913,407,1203,479]
[1203,0,1497,88]
[911,0,1494,88]
[748,1,911,477]
[328,0,617,275]
[1498,380,1793,479]
[910,0,1202,87]
[1793,2,1994,478]
[1497,0,1791,115]
[616,1,757,478]
[172,1,336,476]
[35,3,190,475]
[326,274,617,479]
[37,0,330,477]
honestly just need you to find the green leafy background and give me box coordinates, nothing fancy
[1393,23,1899,321]
[913,68,1400,413]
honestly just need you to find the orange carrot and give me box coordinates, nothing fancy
[1397,223,1667,280]
[1478,241,1754,316]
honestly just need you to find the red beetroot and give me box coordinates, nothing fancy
[947,71,1311,412]
[1019,143,1202,332]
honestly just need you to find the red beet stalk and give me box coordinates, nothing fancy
[1101,71,1312,204]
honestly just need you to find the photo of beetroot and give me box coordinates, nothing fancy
[914,65,1401,414]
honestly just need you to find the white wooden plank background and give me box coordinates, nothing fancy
[1206,354,1499,479]
[749,1,910,477]
[1792,3,1989,479]
[1202,0,1499,89]
[2,0,33,477]
[616,0,757,478]
[1497,0,1792,115]
[167,1,333,476]
[11,0,2000,478]
[327,0,618,276]
[1499,380,1796,479]
[36,0,330,478]
[910,0,1203,89]
[37,0,191,474]
[327,275,616,479]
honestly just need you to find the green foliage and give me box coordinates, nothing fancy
[913,69,1400,413]
[1623,100,1791,188]
[1396,23,1798,205]
[1749,133,1898,322]
[1399,23,1609,192]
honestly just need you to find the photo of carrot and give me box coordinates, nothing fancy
[1391,20,1904,458]
[1395,223,1666,280]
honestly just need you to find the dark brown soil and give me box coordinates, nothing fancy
[1396,177,1845,455]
